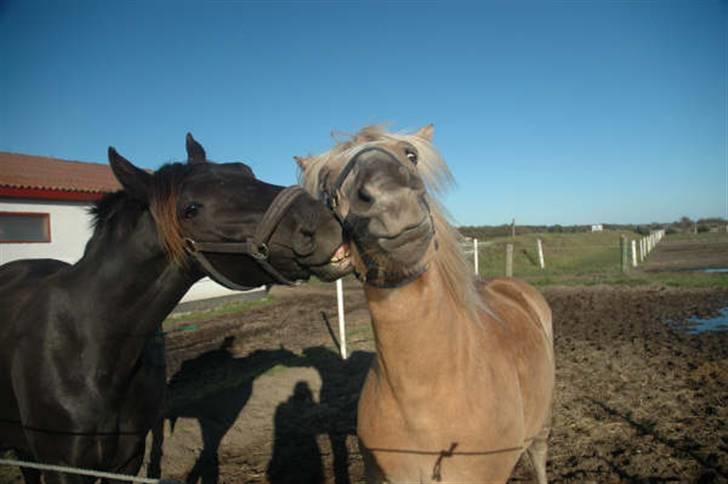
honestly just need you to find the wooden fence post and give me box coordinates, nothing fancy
[537,238,545,269]
[620,235,628,273]
[506,243,513,277]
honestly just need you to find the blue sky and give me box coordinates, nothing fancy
[1,0,725,226]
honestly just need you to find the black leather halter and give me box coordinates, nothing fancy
[184,186,306,290]
[319,147,436,288]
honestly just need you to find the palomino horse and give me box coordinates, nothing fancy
[0,134,350,483]
[297,125,555,483]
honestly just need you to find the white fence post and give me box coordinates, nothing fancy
[473,238,479,276]
[537,238,545,269]
[631,240,637,267]
[639,238,644,262]
[336,278,347,360]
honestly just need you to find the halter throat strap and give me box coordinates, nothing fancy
[184,185,306,290]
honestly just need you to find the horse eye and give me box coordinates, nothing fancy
[183,203,202,219]
[405,149,418,165]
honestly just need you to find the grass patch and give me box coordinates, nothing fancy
[473,230,728,288]
[650,272,728,289]
[163,296,276,332]
[477,230,634,278]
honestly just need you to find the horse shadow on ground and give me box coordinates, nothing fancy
[149,337,372,484]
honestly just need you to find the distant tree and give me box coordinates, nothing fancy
[679,216,693,231]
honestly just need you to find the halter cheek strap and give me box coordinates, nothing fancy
[184,186,306,290]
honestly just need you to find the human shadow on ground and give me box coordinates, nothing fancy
[150,337,306,484]
[266,346,373,484]
[266,381,324,484]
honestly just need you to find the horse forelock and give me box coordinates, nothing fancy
[149,163,188,266]
[298,125,487,319]
[91,163,189,266]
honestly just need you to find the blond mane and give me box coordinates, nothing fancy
[298,125,486,319]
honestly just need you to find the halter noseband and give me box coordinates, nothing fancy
[184,185,306,290]
[320,147,403,229]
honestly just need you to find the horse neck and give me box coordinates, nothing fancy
[70,211,198,338]
[364,263,474,393]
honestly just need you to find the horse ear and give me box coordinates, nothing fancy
[108,147,152,202]
[415,123,434,141]
[294,155,311,170]
[186,132,207,164]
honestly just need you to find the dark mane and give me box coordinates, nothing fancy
[89,162,191,265]
[90,191,141,230]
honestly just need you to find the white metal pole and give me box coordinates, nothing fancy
[537,239,545,269]
[473,238,479,276]
[336,278,347,360]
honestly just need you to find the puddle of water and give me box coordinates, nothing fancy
[703,268,728,273]
[684,307,728,334]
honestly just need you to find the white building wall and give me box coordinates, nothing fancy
[0,198,259,302]
[0,199,94,264]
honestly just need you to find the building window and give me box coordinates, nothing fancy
[0,212,51,243]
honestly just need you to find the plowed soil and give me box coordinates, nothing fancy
[143,281,727,483]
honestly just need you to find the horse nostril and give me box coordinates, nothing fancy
[300,227,316,241]
[358,186,373,204]
[295,227,316,255]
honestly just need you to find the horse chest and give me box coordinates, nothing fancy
[358,362,527,483]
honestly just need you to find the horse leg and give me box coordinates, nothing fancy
[15,451,42,484]
[19,466,42,484]
[148,419,165,478]
[41,471,93,484]
[100,442,146,484]
[526,421,551,484]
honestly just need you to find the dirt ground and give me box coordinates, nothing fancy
[137,275,728,484]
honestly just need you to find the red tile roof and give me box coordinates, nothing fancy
[0,151,121,194]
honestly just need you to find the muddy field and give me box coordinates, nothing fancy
[132,278,727,484]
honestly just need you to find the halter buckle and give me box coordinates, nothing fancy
[184,238,199,253]
[251,243,269,260]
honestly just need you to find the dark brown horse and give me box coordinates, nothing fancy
[0,134,351,483]
[298,125,554,483]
